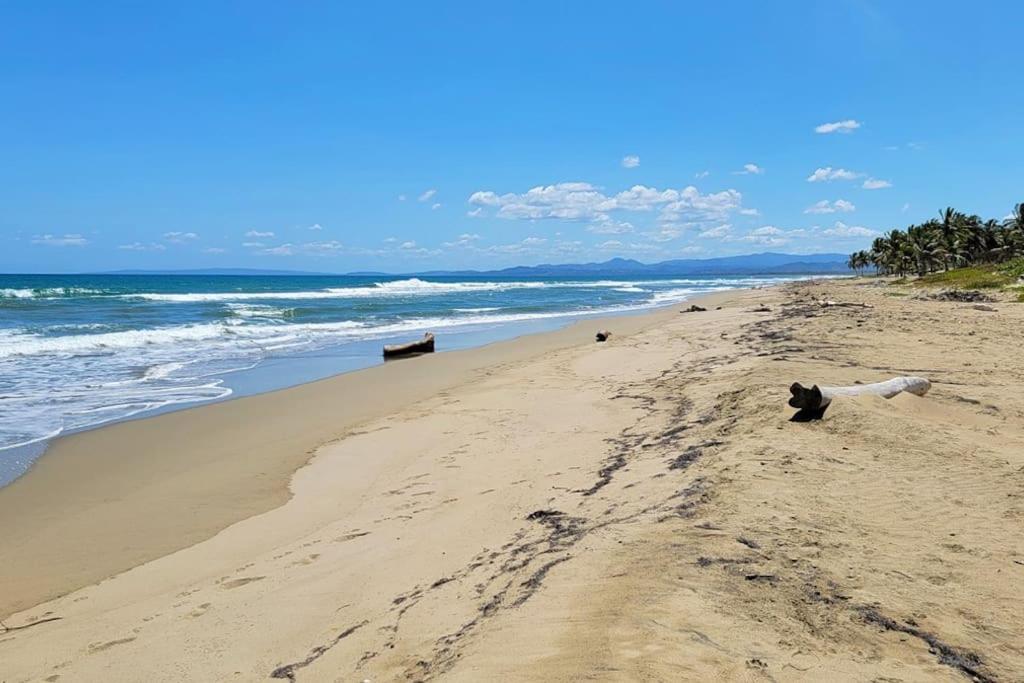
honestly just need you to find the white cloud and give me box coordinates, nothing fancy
[695,170,710,179]
[587,215,634,234]
[738,208,759,216]
[862,178,892,190]
[442,233,482,248]
[431,202,442,210]
[645,227,683,242]
[163,231,198,243]
[698,224,732,239]
[203,247,227,254]
[32,233,88,247]
[815,119,862,134]
[306,223,323,231]
[466,207,484,217]
[398,194,407,202]
[823,221,876,237]
[246,230,275,238]
[242,241,265,248]
[807,167,860,182]
[734,163,764,175]
[304,240,345,253]
[621,155,640,168]
[118,242,166,251]
[260,244,294,256]
[418,189,437,202]
[804,199,856,214]
[739,226,789,246]
[522,236,547,245]
[902,203,911,213]
[597,240,623,249]
[467,182,744,226]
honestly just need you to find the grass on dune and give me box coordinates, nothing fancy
[914,258,1024,289]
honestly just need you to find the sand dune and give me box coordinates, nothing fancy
[1,280,1022,681]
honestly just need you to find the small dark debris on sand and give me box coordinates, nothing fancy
[925,289,994,303]
[682,304,707,313]
[595,330,612,342]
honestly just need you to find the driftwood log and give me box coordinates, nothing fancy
[789,376,931,419]
[383,332,435,359]
[595,330,612,342]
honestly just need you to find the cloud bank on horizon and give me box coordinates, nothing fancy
[2,2,1022,272]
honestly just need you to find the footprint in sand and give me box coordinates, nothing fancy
[88,637,136,653]
[220,576,266,590]
[187,603,213,618]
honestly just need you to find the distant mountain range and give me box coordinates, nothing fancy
[99,253,851,278]
[413,253,851,277]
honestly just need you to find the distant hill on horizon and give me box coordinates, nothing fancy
[414,252,851,277]
[91,252,850,278]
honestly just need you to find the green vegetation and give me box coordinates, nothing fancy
[915,266,1011,289]
[848,204,1024,278]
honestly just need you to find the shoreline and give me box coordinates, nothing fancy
[0,287,741,620]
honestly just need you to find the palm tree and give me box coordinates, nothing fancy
[907,224,941,275]
[850,202,1022,280]
[937,207,964,270]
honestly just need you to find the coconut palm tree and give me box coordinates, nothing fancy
[850,202,1023,279]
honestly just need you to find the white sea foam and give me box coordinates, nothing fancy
[0,287,109,299]
[120,277,791,303]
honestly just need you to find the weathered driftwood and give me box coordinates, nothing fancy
[383,332,435,359]
[595,330,612,342]
[682,304,707,313]
[789,376,931,414]
[819,299,873,309]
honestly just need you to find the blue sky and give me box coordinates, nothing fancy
[2,1,1022,273]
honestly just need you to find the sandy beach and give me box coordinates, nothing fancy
[2,278,1023,682]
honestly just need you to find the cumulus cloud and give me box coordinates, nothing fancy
[815,119,862,134]
[806,167,860,182]
[118,242,166,251]
[862,178,892,190]
[304,240,345,253]
[739,226,789,246]
[431,202,442,210]
[442,233,482,248]
[621,155,640,168]
[468,182,744,231]
[466,207,484,217]
[163,231,198,243]
[32,233,88,247]
[824,221,876,237]
[306,223,323,231]
[698,224,732,239]
[734,163,764,175]
[418,189,437,202]
[804,199,856,214]
[246,230,275,238]
[587,215,634,234]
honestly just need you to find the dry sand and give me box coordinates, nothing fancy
[2,279,1023,682]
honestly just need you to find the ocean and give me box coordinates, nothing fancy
[0,272,813,484]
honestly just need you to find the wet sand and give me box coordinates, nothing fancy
[2,279,1023,681]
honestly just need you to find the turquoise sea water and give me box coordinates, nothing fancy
[0,273,813,484]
